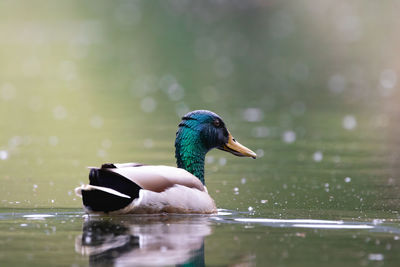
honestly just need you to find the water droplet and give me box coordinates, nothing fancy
[368,253,384,261]
[242,108,264,122]
[90,116,104,128]
[313,151,323,162]
[219,157,227,166]
[328,74,346,93]
[141,97,157,113]
[380,69,397,89]
[241,178,247,184]
[167,83,184,101]
[48,136,59,146]
[334,10,362,43]
[85,236,91,243]
[206,156,214,164]
[53,105,68,120]
[0,150,9,160]
[255,149,264,158]
[282,131,296,143]
[97,149,107,158]
[344,177,351,183]
[342,115,357,130]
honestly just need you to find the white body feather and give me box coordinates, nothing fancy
[120,185,216,214]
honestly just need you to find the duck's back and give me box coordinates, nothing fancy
[111,165,205,192]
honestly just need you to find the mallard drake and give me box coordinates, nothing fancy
[75,110,256,214]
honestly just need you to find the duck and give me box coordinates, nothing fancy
[75,110,256,214]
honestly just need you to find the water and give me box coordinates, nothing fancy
[1,210,400,266]
[1,0,400,266]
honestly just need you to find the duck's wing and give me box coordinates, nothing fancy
[106,164,205,193]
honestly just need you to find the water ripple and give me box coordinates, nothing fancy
[212,210,400,234]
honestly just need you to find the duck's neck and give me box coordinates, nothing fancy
[175,127,208,185]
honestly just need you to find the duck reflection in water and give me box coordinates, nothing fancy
[75,216,211,266]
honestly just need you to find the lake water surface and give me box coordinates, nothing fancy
[1,208,400,266]
[1,1,400,266]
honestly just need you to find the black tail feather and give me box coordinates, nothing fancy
[89,168,141,199]
[82,168,142,213]
[82,189,133,212]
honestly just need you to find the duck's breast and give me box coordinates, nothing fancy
[119,185,217,214]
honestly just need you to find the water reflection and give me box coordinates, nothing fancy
[75,215,211,266]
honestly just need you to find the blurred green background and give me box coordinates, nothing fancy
[0,0,399,217]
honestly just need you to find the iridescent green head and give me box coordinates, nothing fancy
[175,110,256,184]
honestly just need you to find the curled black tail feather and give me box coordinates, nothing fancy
[89,168,141,199]
[82,168,142,212]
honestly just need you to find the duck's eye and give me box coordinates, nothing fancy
[213,119,221,127]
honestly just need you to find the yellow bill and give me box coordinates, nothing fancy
[218,132,257,159]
